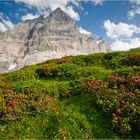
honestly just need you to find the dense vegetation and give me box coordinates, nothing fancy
[0,48,140,139]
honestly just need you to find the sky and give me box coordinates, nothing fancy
[0,0,140,51]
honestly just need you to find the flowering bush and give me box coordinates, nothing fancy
[0,80,57,121]
[73,75,140,135]
[114,67,140,78]
[122,54,140,66]
[36,63,79,80]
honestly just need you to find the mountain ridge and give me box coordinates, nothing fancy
[0,7,111,73]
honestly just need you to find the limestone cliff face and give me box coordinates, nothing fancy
[0,8,111,73]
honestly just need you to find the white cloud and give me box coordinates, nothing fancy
[15,0,80,20]
[128,10,135,18]
[104,19,140,51]
[78,26,92,36]
[44,1,80,20]
[0,15,14,32]
[21,13,39,21]
[103,20,140,39]
[91,0,104,5]
[128,0,140,18]
[70,0,80,7]
[128,7,140,18]
[15,0,48,9]
[63,6,80,21]
[0,22,7,32]
[71,0,105,6]
[111,38,140,51]
[15,0,105,21]
[130,0,140,5]
[1,18,14,29]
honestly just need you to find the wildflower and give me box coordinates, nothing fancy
[79,82,84,87]
[7,106,13,111]
[11,92,16,95]
[47,97,54,102]
[120,100,125,106]
[134,79,140,83]
[40,92,45,97]
[95,80,100,86]
[112,113,118,121]
[114,116,119,121]
[128,92,135,96]
[113,113,117,117]
[9,100,16,105]
[111,76,118,81]
[7,90,16,95]
[87,81,94,87]
[49,107,57,112]
[22,99,28,102]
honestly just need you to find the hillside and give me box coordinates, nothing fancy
[0,48,140,139]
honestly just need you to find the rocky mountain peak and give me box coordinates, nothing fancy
[47,7,73,22]
[0,8,111,73]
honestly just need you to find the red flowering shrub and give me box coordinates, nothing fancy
[74,75,140,135]
[134,79,140,83]
[112,113,119,121]
[87,80,101,88]
[0,80,57,121]
[122,54,140,66]
[9,100,16,105]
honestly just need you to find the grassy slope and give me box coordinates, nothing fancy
[0,95,119,139]
[0,48,140,139]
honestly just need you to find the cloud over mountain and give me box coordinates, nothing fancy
[128,0,140,18]
[111,38,140,51]
[103,19,140,51]
[15,0,80,20]
[104,20,140,39]
[78,26,92,36]
[0,13,14,32]
[21,13,39,21]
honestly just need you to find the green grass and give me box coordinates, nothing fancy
[1,48,140,139]
[0,95,119,139]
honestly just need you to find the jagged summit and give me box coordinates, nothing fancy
[47,7,73,22]
[0,8,111,73]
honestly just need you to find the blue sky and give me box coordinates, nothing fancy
[0,0,140,51]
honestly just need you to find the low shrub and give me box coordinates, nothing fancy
[102,52,125,69]
[36,64,111,81]
[44,81,71,98]
[114,67,140,78]
[56,56,72,64]
[72,53,104,67]
[122,54,140,66]
[36,63,79,80]
[11,80,46,94]
[0,80,57,121]
[4,69,38,82]
[72,75,140,135]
